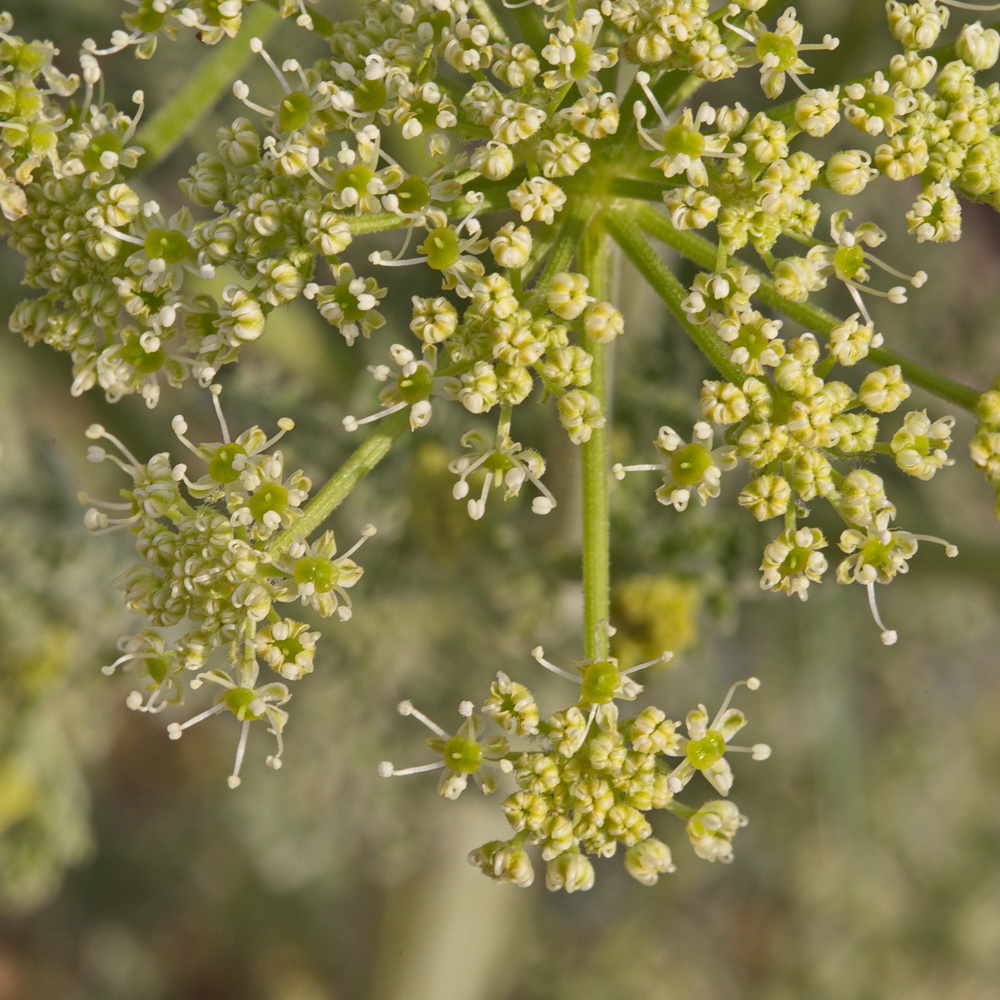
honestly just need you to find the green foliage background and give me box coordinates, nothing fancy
[2,1,1000,998]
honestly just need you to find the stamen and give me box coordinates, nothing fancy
[342,399,408,432]
[612,462,663,480]
[249,37,291,94]
[378,760,443,777]
[468,472,493,520]
[866,581,898,645]
[85,423,143,470]
[167,701,227,738]
[227,719,251,788]
[716,676,761,718]
[397,699,450,738]
[906,533,958,557]
[232,80,273,118]
[622,650,673,675]
[530,646,578,682]
[200,384,231,444]
[339,523,378,562]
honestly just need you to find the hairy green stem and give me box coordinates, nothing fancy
[578,224,611,662]
[533,197,596,300]
[266,409,409,557]
[632,203,983,412]
[134,2,280,170]
[603,208,747,386]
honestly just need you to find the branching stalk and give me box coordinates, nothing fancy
[577,222,611,662]
[631,203,983,412]
[266,408,409,557]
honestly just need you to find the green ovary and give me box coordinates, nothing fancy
[443,735,483,773]
[144,228,191,263]
[662,125,706,160]
[224,687,262,720]
[331,283,365,322]
[685,729,725,770]
[294,556,335,592]
[421,227,461,270]
[483,452,515,474]
[82,133,122,172]
[670,443,711,486]
[397,364,434,403]
[279,90,313,132]
[335,164,375,197]
[570,40,592,79]
[758,32,798,71]
[121,335,164,374]
[273,635,305,661]
[859,93,896,120]
[130,2,165,33]
[0,39,47,75]
[146,656,171,684]
[208,443,247,484]
[833,243,865,281]
[580,660,620,705]
[353,78,387,113]
[248,483,289,522]
[861,537,892,568]
[780,546,811,575]
[394,176,430,213]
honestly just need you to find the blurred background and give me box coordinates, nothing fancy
[2,2,1000,998]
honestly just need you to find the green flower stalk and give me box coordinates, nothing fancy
[3,0,1000,889]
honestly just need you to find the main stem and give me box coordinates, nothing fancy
[578,224,611,662]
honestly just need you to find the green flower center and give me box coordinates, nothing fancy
[757,32,798,71]
[833,243,866,281]
[483,452,515,474]
[208,442,247,484]
[580,660,621,705]
[858,92,896,121]
[395,176,431,213]
[570,40,592,79]
[662,124,706,160]
[670,443,712,486]
[331,282,366,323]
[397,364,434,403]
[121,334,165,374]
[248,482,289,522]
[272,634,306,662]
[421,227,461,271]
[781,545,811,575]
[860,537,893,568]
[224,687,262,720]
[335,163,375,196]
[294,556,335,592]
[144,227,191,263]
[278,90,313,132]
[442,734,483,774]
[129,1,165,33]
[686,729,726,770]
[353,77,387,113]
[82,133,123,172]
[146,655,171,684]
[0,39,47,75]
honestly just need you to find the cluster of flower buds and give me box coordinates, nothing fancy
[381,626,769,891]
[81,387,374,787]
